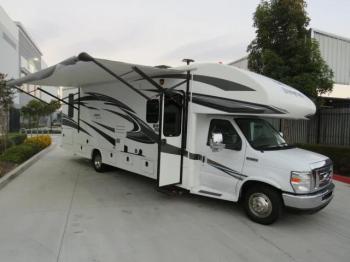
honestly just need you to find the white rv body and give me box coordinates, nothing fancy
[8,54,334,224]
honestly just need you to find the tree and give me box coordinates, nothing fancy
[25,100,46,130]
[22,99,61,132]
[0,73,14,151]
[44,100,61,132]
[247,0,334,98]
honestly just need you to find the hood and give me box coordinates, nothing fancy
[256,147,329,171]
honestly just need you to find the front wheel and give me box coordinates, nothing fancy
[244,185,283,225]
[92,151,105,172]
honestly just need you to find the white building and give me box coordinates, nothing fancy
[229,29,350,99]
[0,5,59,107]
[0,5,59,131]
[0,6,19,80]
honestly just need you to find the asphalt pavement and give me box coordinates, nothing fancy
[0,136,349,262]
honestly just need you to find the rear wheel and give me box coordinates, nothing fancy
[92,151,105,172]
[244,185,282,225]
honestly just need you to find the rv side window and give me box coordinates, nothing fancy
[163,94,182,137]
[146,99,159,123]
[68,93,74,118]
[207,119,242,150]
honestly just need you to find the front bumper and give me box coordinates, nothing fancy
[282,183,335,210]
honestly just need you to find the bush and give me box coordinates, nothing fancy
[0,135,51,164]
[297,144,350,176]
[0,133,27,153]
[25,135,52,150]
[0,143,41,164]
[9,133,27,146]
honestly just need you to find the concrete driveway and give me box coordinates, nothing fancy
[0,138,349,262]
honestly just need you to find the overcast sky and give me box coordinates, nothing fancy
[1,0,350,67]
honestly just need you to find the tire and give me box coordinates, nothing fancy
[92,151,105,172]
[244,184,283,225]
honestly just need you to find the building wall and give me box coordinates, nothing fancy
[0,6,19,80]
[312,29,350,85]
[16,22,44,107]
[228,56,248,70]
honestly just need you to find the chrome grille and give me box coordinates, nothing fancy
[313,163,333,190]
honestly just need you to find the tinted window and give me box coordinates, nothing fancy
[68,93,74,118]
[146,99,159,123]
[207,119,241,150]
[163,94,183,137]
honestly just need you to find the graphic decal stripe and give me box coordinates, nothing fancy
[105,109,158,144]
[62,117,91,136]
[192,93,287,114]
[136,74,255,91]
[80,120,115,145]
[207,158,247,181]
[160,142,246,180]
[93,121,115,132]
[86,92,135,113]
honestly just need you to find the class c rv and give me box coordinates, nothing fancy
[7,52,334,224]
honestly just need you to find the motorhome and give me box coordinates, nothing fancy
[8,53,334,224]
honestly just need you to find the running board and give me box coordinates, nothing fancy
[198,190,222,197]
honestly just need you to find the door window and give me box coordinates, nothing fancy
[163,94,183,137]
[207,119,242,150]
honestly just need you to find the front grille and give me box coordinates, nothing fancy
[313,163,333,190]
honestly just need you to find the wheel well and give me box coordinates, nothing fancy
[239,180,281,202]
[91,149,101,159]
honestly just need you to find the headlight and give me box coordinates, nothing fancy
[290,171,313,193]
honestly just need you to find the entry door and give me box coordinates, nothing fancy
[200,118,246,195]
[158,93,184,187]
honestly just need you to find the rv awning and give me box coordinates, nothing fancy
[7,53,186,88]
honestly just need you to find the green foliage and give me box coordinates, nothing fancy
[0,134,50,164]
[21,99,60,128]
[0,143,41,164]
[297,144,350,176]
[0,133,27,154]
[9,133,27,146]
[0,74,14,151]
[0,73,13,109]
[247,0,334,98]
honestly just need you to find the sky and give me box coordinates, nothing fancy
[1,0,350,67]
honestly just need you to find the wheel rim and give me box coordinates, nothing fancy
[248,193,272,218]
[94,154,102,169]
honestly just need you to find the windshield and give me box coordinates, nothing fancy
[235,118,293,150]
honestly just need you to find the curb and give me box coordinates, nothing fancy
[333,174,350,185]
[0,143,57,190]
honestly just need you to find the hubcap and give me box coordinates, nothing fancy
[94,155,102,169]
[248,193,272,218]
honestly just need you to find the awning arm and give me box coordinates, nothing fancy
[37,87,79,110]
[132,66,164,92]
[77,52,151,100]
[10,85,49,105]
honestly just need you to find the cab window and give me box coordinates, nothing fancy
[207,119,242,150]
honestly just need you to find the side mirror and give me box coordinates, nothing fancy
[210,133,225,152]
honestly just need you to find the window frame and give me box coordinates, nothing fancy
[207,119,242,151]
